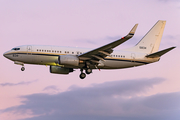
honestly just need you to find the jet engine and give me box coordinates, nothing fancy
[50,66,73,74]
[58,55,79,66]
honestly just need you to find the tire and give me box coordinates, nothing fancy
[80,73,86,79]
[21,67,25,71]
[85,68,92,74]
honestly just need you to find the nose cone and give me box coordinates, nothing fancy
[3,51,9,58]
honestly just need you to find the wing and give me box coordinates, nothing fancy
[78,24,138,64]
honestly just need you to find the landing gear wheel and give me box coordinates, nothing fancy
[21,67,25,71]
[80,73,86,79]
[85,68,92,74]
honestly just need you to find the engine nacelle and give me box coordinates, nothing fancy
[50,66,73,74]
[58,55,79,66]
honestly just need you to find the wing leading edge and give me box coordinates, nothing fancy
[78,24,138,64]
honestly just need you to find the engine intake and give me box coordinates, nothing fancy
[50,66,73,74]
[58,55,79,66]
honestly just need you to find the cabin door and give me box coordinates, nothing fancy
[131,53,136,62]
[27,46,32,55]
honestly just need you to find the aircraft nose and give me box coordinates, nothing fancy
[3,51,8,58]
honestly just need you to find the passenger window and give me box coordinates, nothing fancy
[72,52,74,54]
[39,50,41,52]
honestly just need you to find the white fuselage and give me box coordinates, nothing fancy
[3,45,159,69]
[3,21,173,79]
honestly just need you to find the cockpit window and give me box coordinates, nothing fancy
[11,48,20,51]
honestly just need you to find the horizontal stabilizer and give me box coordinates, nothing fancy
[146,47,176,58]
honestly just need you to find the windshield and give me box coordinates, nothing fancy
[11,48,20,51]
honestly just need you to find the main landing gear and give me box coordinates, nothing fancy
[80,72,86,79]
[79,68,92,79]
[85,68,92,74]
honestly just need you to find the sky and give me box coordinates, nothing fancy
[0,0,180,120]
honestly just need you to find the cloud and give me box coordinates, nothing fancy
[43,85,59,91]
[43,85,60,94]
[3,78,180,120]
[0,80,38,87]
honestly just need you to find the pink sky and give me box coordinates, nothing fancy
[0,0,180,120]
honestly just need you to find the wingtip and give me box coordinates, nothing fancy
[169,46,176,49]
[129,24,138,35]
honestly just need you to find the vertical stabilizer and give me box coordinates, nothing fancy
[125,20,166,53]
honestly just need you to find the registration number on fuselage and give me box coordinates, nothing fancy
[139,46,146,49]
[13,54,19,57]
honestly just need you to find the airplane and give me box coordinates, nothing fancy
[3,20,176,79]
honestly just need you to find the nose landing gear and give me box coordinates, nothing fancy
[14,61,25,71]
[21,66,25,71]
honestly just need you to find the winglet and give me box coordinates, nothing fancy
[129,24,138,35]
[146,46,176,58]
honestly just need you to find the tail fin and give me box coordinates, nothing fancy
[125,20,166,54]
